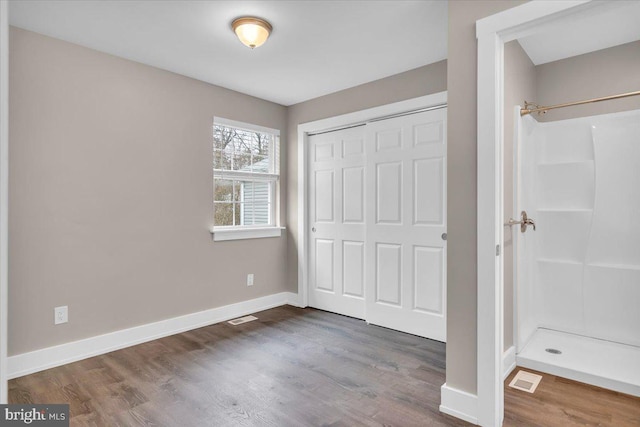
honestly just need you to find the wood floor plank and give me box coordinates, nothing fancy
[504,367,640,427]
[8,306,467,426]
[9,306,639,426]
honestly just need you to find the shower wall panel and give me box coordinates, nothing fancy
[516,109,640,349]
[515,113,541,352]
[585,113,640,346]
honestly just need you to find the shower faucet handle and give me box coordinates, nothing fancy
[523,213,536,231]
[505,211,536,233]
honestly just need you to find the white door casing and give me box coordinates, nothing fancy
[476,2,608,426]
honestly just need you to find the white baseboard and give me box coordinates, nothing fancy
[438,349,515,425]
[439,383,478,425]
[8,291,298,379]
[503,345,516,379]
[284,291,305,308]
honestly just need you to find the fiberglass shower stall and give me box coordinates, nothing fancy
[512,107,640,397]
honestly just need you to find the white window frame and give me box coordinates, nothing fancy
[211,117,283,241]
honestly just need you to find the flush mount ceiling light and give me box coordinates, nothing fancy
[232,17,272,49]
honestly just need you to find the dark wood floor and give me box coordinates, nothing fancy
[504,368,640,426]
[9,306,468,426]
[9,306,640,426]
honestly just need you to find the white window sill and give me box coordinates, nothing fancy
[211,226,285,242]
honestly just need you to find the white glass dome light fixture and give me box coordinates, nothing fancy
[232,17,272,49]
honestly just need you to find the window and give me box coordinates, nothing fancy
[212,117,281,240]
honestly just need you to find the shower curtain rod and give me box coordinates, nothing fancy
[520,90,640,116]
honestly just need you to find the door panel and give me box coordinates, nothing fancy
[414,120,444,146]
[343,167,364,223]
[376,128,402,151]
[376,162,403,224]
[414,246,445,314]
[343,137,364,157]
[376,243,402,305]
[414,158,444,225]
[314,170,334,222]
[308,107,447,341]
[343,241,364,297]
[314,239,334,291]
[308,127,366,319]
[365,108,447,342]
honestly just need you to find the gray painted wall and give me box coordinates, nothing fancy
[9,27,447,357]
[285,61,447,293]
[446,0,527,394]
[535,40,640,122]
[503,41,536,352]
[9,27,288,355]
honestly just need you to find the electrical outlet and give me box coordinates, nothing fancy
[54,306,68,325]
[247,273,254,286]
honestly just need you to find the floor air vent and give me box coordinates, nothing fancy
[509,370,542,393]
[228,315,258,326]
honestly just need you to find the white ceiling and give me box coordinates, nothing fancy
[9,1,447,106]
[518,1,640,66]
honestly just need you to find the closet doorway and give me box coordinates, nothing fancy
[301,94,447,342]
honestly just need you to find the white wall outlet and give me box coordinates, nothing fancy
[54,306,68,325]
[247,273,254,286]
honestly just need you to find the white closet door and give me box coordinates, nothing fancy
[308,127,366,319]
[364,108,447,341]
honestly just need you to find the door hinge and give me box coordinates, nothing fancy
[496,244,501,256]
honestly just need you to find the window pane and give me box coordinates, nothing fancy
[234,202,241,226]
[233,130,253,155]
[213,124,275,173]
[233,151,253,172]
[251,203,271,225]
[238,181,270,204]
[214,179,234,202]
[239,180,270,225]
[214,202,234,226]
[213,149,231,170]
[251,154,269,173]
[213,126,237,151]
[251,133,271,156]
[213,121,279,228]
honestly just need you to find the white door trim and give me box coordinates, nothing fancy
[296,92,447,308]
[0,0,9,403]
[475,1,624,425]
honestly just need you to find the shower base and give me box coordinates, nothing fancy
[517,328,640,397]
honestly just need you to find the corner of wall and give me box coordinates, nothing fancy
[439,383,479,425]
